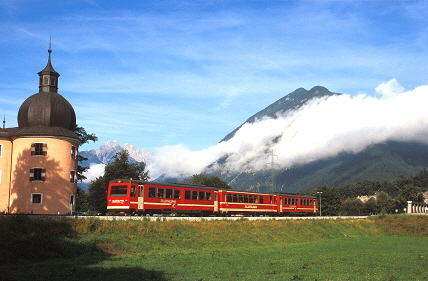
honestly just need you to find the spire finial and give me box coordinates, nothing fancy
[48,30,52,53]
[3,110,5,129]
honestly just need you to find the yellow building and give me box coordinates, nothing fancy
[0,48,80,214]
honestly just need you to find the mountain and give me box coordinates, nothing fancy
[80,140,152,167]
[78,141,152,189]
[199,86,428,192]
[221,86,339,142]
[205,141,428,193]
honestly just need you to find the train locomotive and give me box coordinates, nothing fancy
[107,179,319,216]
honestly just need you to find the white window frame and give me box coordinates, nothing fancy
[31,142,47,156]
[0,144,3,158]
[0,169,2,184]
[30,167,46,182]
[71,145,78,159]
[31,193,43,204]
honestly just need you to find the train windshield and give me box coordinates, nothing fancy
[110,185,128,197]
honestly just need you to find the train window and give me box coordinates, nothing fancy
[244,195,249,203]
[270,196,273,204]
[249,196,253,203]
[254,196,258,204]
[227,194,232,202]
[260,197,264,204]
[130,186,136,197]
[233,194,238,202]
[110,185,128,197]
[158,188,165,198]
[238,195,243,203]
[206,192,211,201]
[166,188,173,199]
[148,187,156,198]
[185,190,191,200]
[199,191,205,200]
[174,190,180,199]
[192,191,198,200]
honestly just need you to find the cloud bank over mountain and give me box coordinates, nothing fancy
[147,79,428,179]
[81,80,428,183]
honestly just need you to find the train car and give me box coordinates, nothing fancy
[107,179,319,216]
[107,179,219,215]
[217,189,279,215]
[279,193,318,215]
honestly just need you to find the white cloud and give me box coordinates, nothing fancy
[82,163,106,183]
[375,78,405,99]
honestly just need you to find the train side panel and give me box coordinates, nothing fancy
[218,190,278,215]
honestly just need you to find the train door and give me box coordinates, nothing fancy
[138,185,145,212]
[279,196,283,214]
[214,191,219,213]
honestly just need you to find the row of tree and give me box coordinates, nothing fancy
[301,170,428,216]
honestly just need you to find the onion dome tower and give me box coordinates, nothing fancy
[16,46,77,138]
[3,44,81,215]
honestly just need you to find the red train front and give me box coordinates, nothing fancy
[107,180,219,215]
[107,179,318,216]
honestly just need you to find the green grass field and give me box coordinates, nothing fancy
[1,215,427,280]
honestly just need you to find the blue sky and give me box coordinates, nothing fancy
[1,0,428,155]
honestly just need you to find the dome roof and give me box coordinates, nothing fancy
[17,48,77,132]
[18,91,76,130]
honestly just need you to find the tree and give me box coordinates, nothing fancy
[375,191,395,214]
[395,184,424,210]
[188,174,231,189]
[364,197,377,214]
[76,187,89,213]
[307,186,341,216]
[339,198,364,216]
[73,124,98,182]
[72,125,97,212]
[87,150,150,213]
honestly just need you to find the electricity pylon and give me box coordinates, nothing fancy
[266,149,279,192]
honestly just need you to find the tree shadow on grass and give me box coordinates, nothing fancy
[0,215,168,281]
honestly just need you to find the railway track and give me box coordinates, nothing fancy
[84,215,370,221]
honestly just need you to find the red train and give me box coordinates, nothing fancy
[107,179,319,216]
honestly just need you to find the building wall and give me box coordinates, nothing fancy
[8,136,79,214]
[0,138,12,213]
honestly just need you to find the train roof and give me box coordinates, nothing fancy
[109,179,220,190]
[109,180,317,198]
[275,192,318,199]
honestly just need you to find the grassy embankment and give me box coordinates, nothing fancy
[0,215,427,280]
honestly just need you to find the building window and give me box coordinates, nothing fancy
[0,169,2,184]
[30,168,46,181]
[71,146,78,159]
[70,194,75,206]
[31,143,47,156]
[0,144,3,158]
[31,193,42,204]
[70,170,76,183]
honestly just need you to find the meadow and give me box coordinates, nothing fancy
[0,215,427,280]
